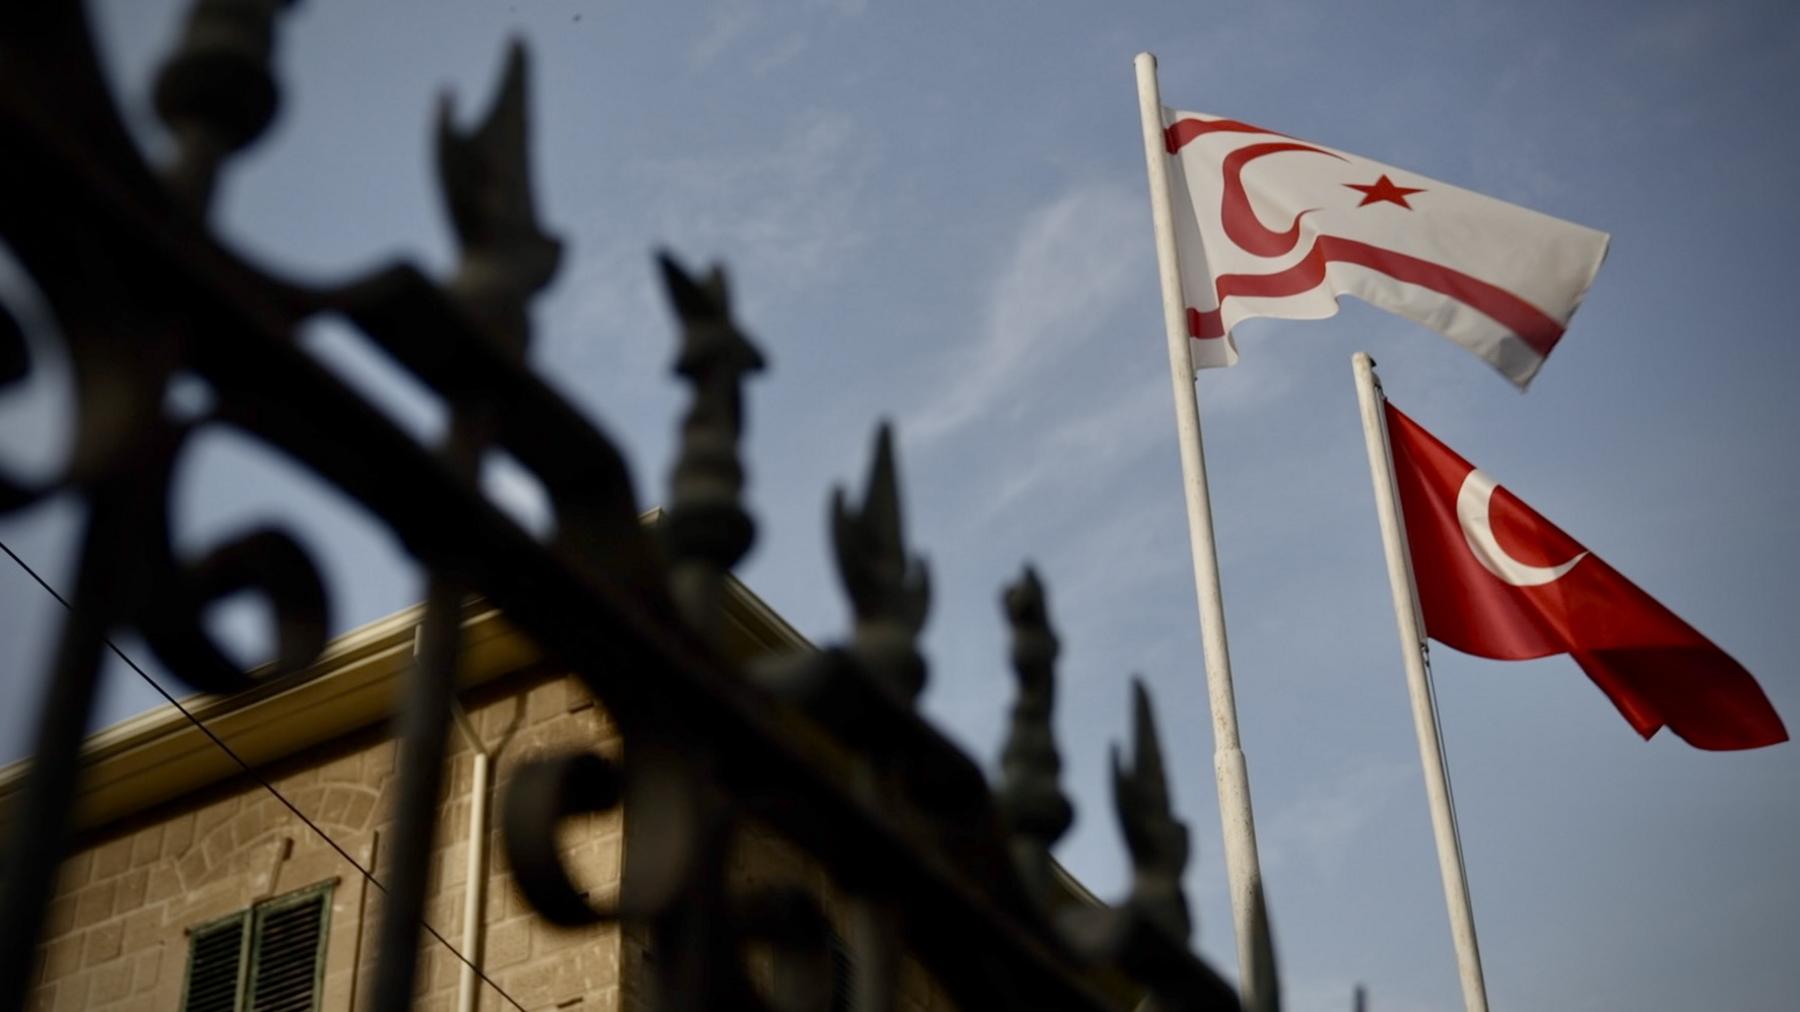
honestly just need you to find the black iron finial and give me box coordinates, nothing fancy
[660,252,765,641]
[832,423,930,702]
[153,0,292,211]
[436,39,562,358]
[998,565,1074,902]
[1113,679,1193,942]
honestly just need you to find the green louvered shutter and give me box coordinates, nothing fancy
[183,914,249,1012]
[246,885,331,1012]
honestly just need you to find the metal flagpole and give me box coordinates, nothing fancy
[1352,351,1490,1012]
[1133,51,1270,1006]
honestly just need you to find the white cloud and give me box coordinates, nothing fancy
[543,244,666,384]
[636,109,875,306]
[689,1,758,69]
[689,0,867,71]
[1262,758,1413,878]
[910,182,1149,445]
[1044,492,1192,631]
[539,107,877,401]
[964,373,1169,532]
[750,33,810,76]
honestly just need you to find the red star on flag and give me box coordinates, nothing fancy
[1345,174,1426,209]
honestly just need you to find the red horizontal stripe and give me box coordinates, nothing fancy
[1185,235,1565,359]
[1322,237,1565,358]
[1188,307,1225,340]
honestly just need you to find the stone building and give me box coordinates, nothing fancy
[5,579,856,1012]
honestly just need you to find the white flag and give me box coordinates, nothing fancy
[1164,111,1609,387]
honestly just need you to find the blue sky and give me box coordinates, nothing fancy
[3,1,1798,1008]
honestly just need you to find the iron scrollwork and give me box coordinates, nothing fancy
[0,2,1266,1009]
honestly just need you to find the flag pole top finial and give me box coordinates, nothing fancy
[1353,352,1384,397]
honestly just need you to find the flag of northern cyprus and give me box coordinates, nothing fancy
[1164,111,1610,387]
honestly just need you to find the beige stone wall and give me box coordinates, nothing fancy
[27,668,623,1012]
[26,662,984,1012]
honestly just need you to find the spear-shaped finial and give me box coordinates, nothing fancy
[153,0,292,212]
[1113,679,1192,942]
[998,565,1074,901]
[660,254,765,428]
[831,424,930,702]
[659,253,765,641]
[436,39,562,358]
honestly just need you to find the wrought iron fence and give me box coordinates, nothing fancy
[0,2,1262,1009]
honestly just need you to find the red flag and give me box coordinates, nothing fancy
[1385,402,1786,750]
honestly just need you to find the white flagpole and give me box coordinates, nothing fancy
[1133,51,1269,1004]
[1352,351,1489,1012]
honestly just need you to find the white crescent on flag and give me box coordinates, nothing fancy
[1163,111,1610,387]
[1454,467,1587,587]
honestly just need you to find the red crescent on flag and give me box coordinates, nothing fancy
[1220,141,1344,257]
[1185,235,1567,358]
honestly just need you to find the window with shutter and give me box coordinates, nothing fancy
[181,882,333,1012]
[182,914,248,1012]
[246,884,331,1012]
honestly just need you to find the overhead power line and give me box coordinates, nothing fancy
[0,537,530,1012]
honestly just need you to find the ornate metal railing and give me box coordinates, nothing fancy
[0,3,1262,1009]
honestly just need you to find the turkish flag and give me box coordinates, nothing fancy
[1385,402,1787,750]
[1163,112,1609,387]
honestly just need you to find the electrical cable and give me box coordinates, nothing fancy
[0,537,531,1012]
